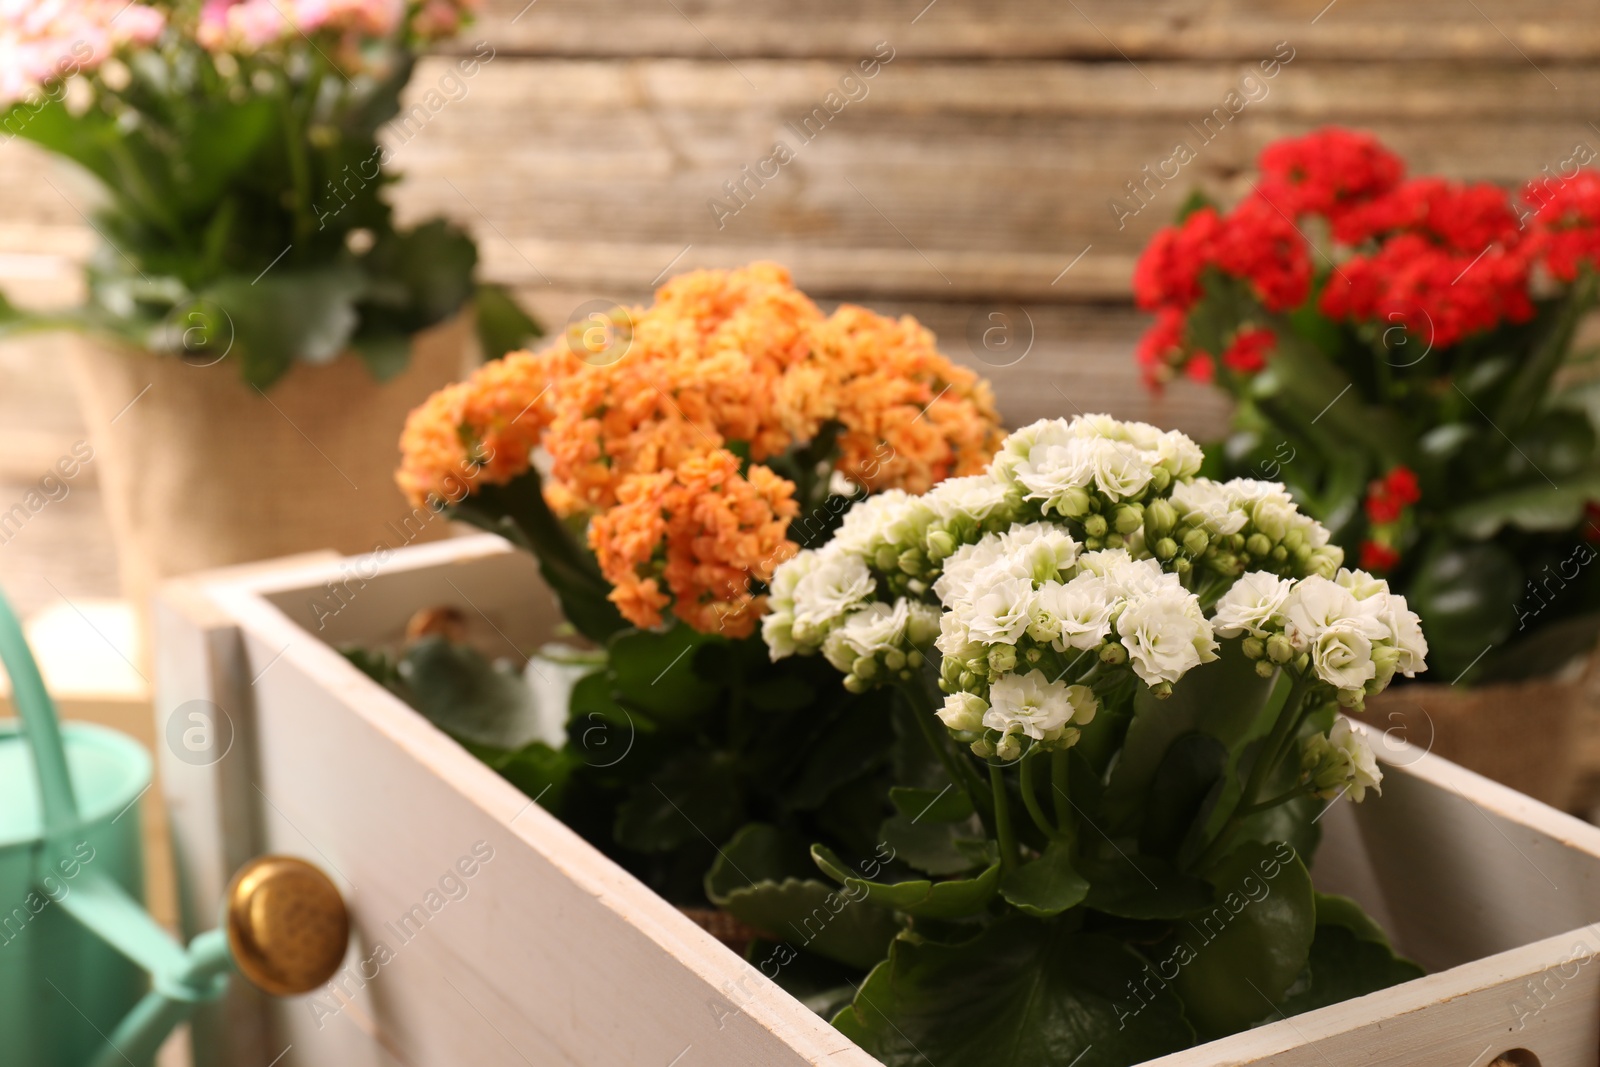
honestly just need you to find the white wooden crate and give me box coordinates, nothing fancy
[154,534,1600,1067]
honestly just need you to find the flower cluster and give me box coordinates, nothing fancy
[1359,466,1421,572]
[588,450,798,638]
[1301,718,1384,802]
[398,263,1003,634]
[196,0,478,52]
[1129,127,1600,385]
[0,0,165,106]
[765,415,1425,770]
[1212,568,1427,707]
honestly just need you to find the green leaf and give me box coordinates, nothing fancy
[1407,541,1522,680]
[361,219,478,331]
[607,625,722,726]
[1448,475,1600,538]
[1275,895,1423,1018]
[198,263,367,388]
[614,752,742,854]
[879,811,987,877]
[397,636,540,750]
[834,921,1195,1067]
[1139,732,1229,859]
[1105,638,1282,831]
[491,741,580,814]
[1080,854,1212,920]
[782,695,896,810]
[721,879,900,970]
[475,282,543,360]
[1168,841,1316,1040]
[705,824,815,898]
[351,330,412,382]
[812,843,1000,921]
[1000,841,1090,919]
[889,786,974,823]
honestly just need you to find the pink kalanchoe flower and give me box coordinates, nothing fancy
[0,0,165,106]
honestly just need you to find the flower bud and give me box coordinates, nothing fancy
[995,732,1022,762]
[1099,643,1127,666]
[852,656,878,680]
[926,529,956,561]
[988,645,1017,673]
[907,650,925,669]
[1254,660,1276,679]
[1149,466,1172,492]
[1266,633,1293,664]
[1154,537,1178,561]
[1113,503,1145,535]
[1246,533,1272,558]
[1241,636,1265,660]
[1144,499,1177,539]
[1149,681,1173,699]
[1173,556,1193,576]
[898,548,925,575]
[1271,545,1288,563]
[970,737,997,759]
[1104,533,1125,550]
[1182,529,1209,556]
[883,649,906,671]
[844,674,869,693]
[874,546,899,572]
[1083,513,1108,538]
[1336,688,1363,709]
[1057,487,1092,519]
[1024,647,1042,664]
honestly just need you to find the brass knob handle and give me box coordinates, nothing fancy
[224,856,350,997]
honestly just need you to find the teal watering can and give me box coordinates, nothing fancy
[0,589,349,1066]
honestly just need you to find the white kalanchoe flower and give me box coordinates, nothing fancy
[831,490,913,555]
[1115,586,1219,687]
[998,523,1080,584]
[1283,575,1388,648]
[1170,478,1249,537]
[790,549,876,645]
[1301,718,1383,802]
[937,690,988,733]
[933,533,1006,604]
[927,474,1014,524]
[967,573,1037,646]
[1012,439,1097,516]
[1034,573,1117,652]
[981,669,1098,756]
[1212,571,1295,639]
[762,550,817,659]
[1310,628,1377,692]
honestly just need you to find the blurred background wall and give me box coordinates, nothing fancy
[1,0,1594,615]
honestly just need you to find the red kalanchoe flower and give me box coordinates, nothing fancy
[1321,233,1534,349]
[1524,170,1600,282]
[1335,177,1522,253]
[1213,197,1313,312]
[1221,327,1275,375]
[1184,351,1215,384]
[1360,540,1401,572]
[1365,465,1421,525]
[1384,466,1421,506]
[1255,127,1405,222]
[1133,208,1223,311]
[1135,307,1187,388]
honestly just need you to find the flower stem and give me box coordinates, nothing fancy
[1051,749,1073,836]
[1018,753,1058,840]
[903,682,991,815]
[990,762,1018,875]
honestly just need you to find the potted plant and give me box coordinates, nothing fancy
[327,258,1432,1064]
[1131,127,1600,807]
[0,0,539,608]
[368,262,1004,918]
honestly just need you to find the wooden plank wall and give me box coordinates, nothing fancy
[3,0,1598,443]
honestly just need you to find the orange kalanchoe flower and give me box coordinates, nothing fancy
[396,262,1003,634]
[589,450,799,637]
[395,347,575,507]
[784,305,1003,493]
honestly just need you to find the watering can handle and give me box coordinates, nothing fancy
[0,588,79,836]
